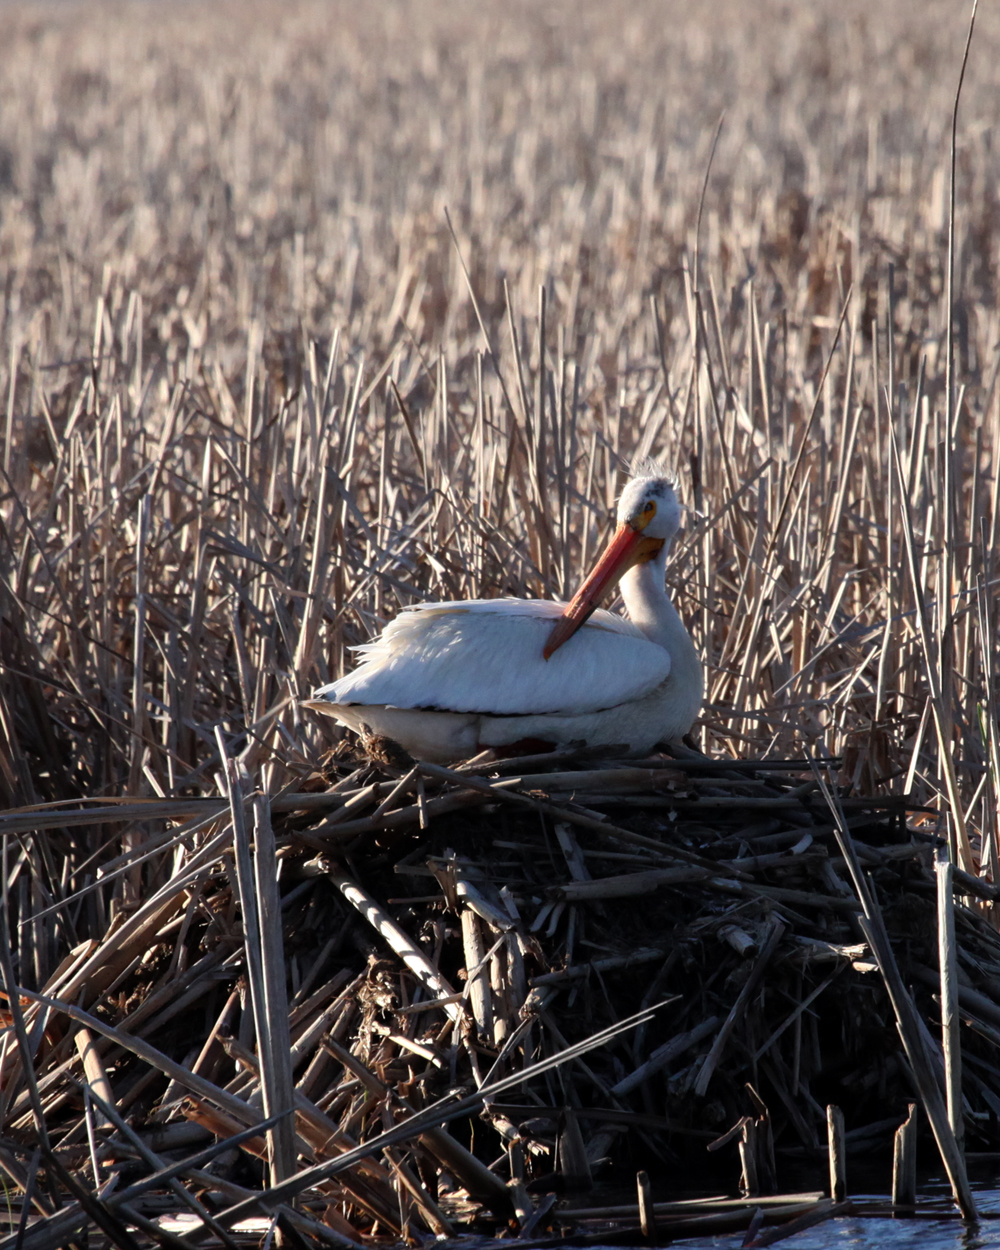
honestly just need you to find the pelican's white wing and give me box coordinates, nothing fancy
[312,598,671,717]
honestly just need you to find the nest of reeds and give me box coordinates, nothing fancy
[4,739,1000,1246]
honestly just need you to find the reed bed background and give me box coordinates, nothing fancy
[1,0,1000,1241]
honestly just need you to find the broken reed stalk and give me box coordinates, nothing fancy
[612,1016,719,1097]
[892,1104,918,1211]
[826,1105,846,1203]
[812,765,976,1220]
[936,851,964,1151]
[459,900,495,1040]
[739,1117,759,1198]
[636,1169,655,1238]
[329,870,465,1024]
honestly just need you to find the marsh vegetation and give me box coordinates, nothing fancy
[1,0,999,1242]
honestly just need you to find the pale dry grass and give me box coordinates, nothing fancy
[0,0,999,1226]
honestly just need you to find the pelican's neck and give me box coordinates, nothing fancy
[619,544,701,684]
[619,545,675,647]
[618,534,704,742]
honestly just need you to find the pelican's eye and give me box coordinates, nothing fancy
[634,500,657,530]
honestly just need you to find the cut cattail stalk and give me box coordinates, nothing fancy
[826,1105,846,1203]
[892,1104,918,1212]
[637,1170,655,1238]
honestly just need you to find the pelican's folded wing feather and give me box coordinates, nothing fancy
[310,599,671,717]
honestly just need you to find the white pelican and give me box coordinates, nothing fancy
[304,470,702,762]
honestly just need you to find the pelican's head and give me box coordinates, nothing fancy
[543,469,682,659]
[615,473,682,546]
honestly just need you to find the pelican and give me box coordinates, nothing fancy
[304,470,702,762]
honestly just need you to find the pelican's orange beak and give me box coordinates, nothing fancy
[543,523,665,659]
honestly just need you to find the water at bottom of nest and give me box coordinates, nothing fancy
[656,1168,1000,1250]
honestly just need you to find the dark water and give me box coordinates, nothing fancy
[673,1176,1000,1249]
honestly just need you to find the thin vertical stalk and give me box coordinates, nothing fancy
[936,851,964,1151]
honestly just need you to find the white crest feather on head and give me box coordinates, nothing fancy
[628,455,677,488]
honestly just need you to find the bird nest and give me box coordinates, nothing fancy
[5,742,999,1246]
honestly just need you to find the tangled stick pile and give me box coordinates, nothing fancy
[5,741,999,1246]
